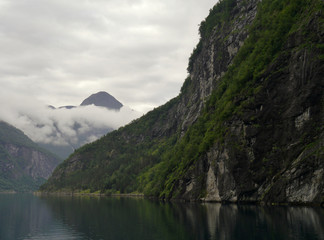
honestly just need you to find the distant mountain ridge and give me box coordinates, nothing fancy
[0,121,61,192]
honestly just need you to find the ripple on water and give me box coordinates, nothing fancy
[19,220,88,240]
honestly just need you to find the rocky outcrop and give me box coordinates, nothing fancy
[4,144,59,179]
[178,0,259,133]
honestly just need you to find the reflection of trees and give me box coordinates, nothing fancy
[41,196,196,240]
[40,195,324,240]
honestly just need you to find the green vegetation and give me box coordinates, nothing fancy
[41,97,180,193]
[188,0,237,72]
[0,121,60,159]
[0,121,39,148]
[199,0,236,38]
[41,0,324,199]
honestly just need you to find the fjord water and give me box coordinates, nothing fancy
[0,194,323,240]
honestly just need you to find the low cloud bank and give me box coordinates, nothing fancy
[0,92,141,147]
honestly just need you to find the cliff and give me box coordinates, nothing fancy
[41,0,324,205]
[0,121,61,192]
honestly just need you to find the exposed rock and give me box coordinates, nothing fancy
[295,108,311,130]
[177,0,259,134]
[4,144,58,179]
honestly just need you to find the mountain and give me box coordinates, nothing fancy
[0,121,61,192]
[57,91,123,110]
[80,91,123,110]
[41,0,324,205]
[34,91,139,159]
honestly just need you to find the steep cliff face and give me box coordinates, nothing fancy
[0,121,61,192]
[41,0,324,204]
[182,36,324,203]
[179,0,259,133]
[172,0,324,204]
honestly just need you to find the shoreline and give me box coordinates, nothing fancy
[34,191,144,198]
[0,191,16,194]
[34,191,323,207]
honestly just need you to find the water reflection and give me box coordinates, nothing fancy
[201,203,324,240]
[0,194,323,240]
[39,196,193,240]
[0,194,86,240]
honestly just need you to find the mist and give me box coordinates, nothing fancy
[0,91,141,147]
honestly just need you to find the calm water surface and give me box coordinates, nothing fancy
[0,194,323,240]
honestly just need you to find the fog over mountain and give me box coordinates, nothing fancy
[0,91,141,158]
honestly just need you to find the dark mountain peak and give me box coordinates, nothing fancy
[80,91,123,110]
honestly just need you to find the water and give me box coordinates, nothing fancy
[0,194,323,240]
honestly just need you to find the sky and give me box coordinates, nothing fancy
[0,0,217,113]
[0,0,217,148]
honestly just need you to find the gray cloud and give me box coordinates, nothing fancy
[0,0,216,114]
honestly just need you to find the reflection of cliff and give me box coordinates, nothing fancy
[203,203,324,240]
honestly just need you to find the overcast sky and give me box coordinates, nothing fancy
[0,0,217,113]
